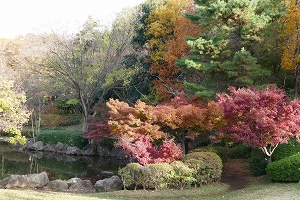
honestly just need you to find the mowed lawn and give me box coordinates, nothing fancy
[0,178,299,200]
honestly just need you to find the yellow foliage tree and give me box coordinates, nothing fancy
[145,0,200,101]
[280,0,300,96]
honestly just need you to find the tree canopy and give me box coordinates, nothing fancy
[0,77,30,144]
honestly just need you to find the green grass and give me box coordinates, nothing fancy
[1,180,300,200]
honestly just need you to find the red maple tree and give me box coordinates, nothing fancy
[213,85,300,162]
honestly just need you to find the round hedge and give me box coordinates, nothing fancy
[182,151,222,186]
[189,145,228,162]
[272,139,300,162]
[266,153,300,182]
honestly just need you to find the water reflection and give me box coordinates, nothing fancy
[0,142,128,183]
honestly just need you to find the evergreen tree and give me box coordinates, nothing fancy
[177,0,283,99]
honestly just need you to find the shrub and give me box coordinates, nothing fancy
[169,161,196,190]
[146,162,173,190]
[118,163,144,190]
[118,162,173,191]
[182,152,222,186]
[266,153,300,182]
[272,138,300,162]
[190,145,228,162]
[36,129,88,149]
[228,143,252,159]
[249,148,267,176]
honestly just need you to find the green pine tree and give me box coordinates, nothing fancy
[177,0,283,99]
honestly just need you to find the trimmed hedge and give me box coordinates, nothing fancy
[272,139,300,162]
[266,153,300,182]
[190,145,228,162]
[36,129,88,149]
[182,152,222,186]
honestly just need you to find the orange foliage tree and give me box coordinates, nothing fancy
[146,0,200,101]
[107,93,224,156]
[280,0,300,96]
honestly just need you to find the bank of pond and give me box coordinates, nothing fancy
[0,141,127,184]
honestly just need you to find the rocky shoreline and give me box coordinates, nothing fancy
[0,171,123,193]
[14,138,127,159]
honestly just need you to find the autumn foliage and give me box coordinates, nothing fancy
[146,0,200,101]
[280,0,300,95]
[213,85,300,160]
[106,93,224,164]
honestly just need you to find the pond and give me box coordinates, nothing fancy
[0,142,128,184]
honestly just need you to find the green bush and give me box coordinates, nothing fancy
[228,143,252,159]
[169,161,196,190]
[36,129,88,149]
[118,163,144,190]
[249,148,267,176]
[190,145,228,162]
[182,152,222,186]
[266,153,300,182]
[118,162,173,191]
[272,139,300,162]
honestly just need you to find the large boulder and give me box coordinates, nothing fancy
[82,144,98,156]
[0,177,9,189]
[43,144,56,152]
[68,179,95,193]
[28,171,49,188]
[30,141,44,151]
[97,146,111,157]
[65,146,81,155]
[54,142,69,153]
[45,179,68,191]
[111,148,126,159]
[94,175,123,192]
[5,175,30,189]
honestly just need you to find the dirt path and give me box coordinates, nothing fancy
[221,159,253,191]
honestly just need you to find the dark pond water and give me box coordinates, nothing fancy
[0,142,128,184]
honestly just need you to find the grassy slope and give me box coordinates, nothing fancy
[1,180,300,200]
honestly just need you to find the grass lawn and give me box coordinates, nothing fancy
[0,178,299,200]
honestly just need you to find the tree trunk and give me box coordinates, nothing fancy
[266,156,272,164]
[294,63,300,98]
[79,91,89,133]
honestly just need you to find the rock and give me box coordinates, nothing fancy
[97,146,111,157]
[94,175,123,192]
[45,179,68,191]
[68,179,95,193]
[24,139,35,150]
[28,171,49,188]
[82,144,98,156]
[0,177,9,189]
[65,146,81,155]
[55,142,68,153]
[101,171,114,178]
[111,148,126,159]
[6,175,30,189]
[67,178,82,187]
[44,144,56,152]
[30,141,44,151]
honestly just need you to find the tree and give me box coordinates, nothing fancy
[0,77,30,144]
[177,0,283,99]
[213,85,300,163]
[107,93,223,157]
[42,13,139,132]
[146,0,200,101]
[280,0,300,97]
